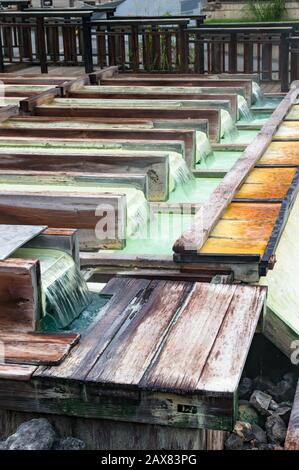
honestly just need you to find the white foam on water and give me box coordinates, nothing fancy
[195,131,213,163]
[252,81,265,105]
[238,94,254,121]
[220,109,237,139]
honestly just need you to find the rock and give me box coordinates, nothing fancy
[269,400,279,412]
[270,379,295,402]
[52,437,86,450]
[251,424,267,444]
[0,440,8,450]
[275,403,292,424]
[239,377,253,400]
[257,443,284,451]
[265,414,287,445]
[234,421,267,445]
[253,376,274,393]
[225,433,243,450]
[234,421,254,442]
[250,390,272,415]
[6,418,56,450]
[283,372,298,388]
[238,401,260,425]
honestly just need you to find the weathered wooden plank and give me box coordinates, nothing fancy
[261,141,299,165]
[274,121,299,140]
[285,381,299,450]
[197,285,266,394]
[223,202,281,220]
[0,150,169,202]
[0,258,41,332]
[0,192,127,250]
[245,167,297,184]
[0,224,46,260]
[0,332,80,366]
[199,238,267,255]
[0,127,195,168]
[32,106,221,142]
[141,283,237,393]
[101,78,252,103]
[235,183,290,199]
[0,364,37,381]
[86,280,193,385]
[19,87,61,113]
[35,278,151,381]
[210,219,275,240]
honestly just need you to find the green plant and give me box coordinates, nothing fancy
[245,0,286,22]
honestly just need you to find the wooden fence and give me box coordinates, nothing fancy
[0,12,298,91]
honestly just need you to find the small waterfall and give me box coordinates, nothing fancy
[196,131,213,163]
[168,152,195,189]
[252,82,265,105]
[220,109,237,139]
[126,189,150,237]
[238,95,254,121]
[14,248,91,330]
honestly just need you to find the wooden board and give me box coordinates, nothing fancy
[0,332,80,366]
[33,277,266,431]
[274,121,299,140]
[0,127,196,168]
[0,258,41,332]
[285,381,299,450]
[0,364,37,381]
[0,192,127,250]
[260,141,299,165]
[0,150,169,202]
[0,224,46,260]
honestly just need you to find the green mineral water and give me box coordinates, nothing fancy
[12,248,92,330]
[197,151,242,171]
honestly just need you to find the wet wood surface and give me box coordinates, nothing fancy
[32,277,266,431]
[0,224,46,260]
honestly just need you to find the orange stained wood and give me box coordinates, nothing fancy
[259,141,299,165]
[199,238,267,255]
[285,104,299,120]
[223,202,281,220]
[210,219,274,240]
[235,183,290,199]
[245,167,296,185]
[274,122,299,140]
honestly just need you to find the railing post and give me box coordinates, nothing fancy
[280,32,289,92]
[229,32,237,73]
[82,15,93,73]
[262,37,272,80]
[36,16,48,74]
[244,35,253,73]
[131,24,139,72]
[178,25,188,73]
[0,27,4,73]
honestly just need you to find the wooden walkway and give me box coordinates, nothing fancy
[0,277,266,434]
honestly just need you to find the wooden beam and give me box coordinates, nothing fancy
[0,258,41,332]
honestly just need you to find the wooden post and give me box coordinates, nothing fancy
[280,32,289,92]
[229,32,237,73]
[178,25,188,73]
[290,37,299,82]
[244,36,253,73]
[82,15,93,74]
[0,27,4,73]
[262,40,272,81]
[131,25,139,72]
[36,16,47,74]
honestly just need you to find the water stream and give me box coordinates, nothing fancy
[12,248,92,330]
[238,95,254,121]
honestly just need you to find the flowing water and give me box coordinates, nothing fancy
[196,131,213,163]
[238,95,254,121]
[197,150,243,171]
[252,81,265,104]
[220,109,237,138]
[12,248,92,330]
